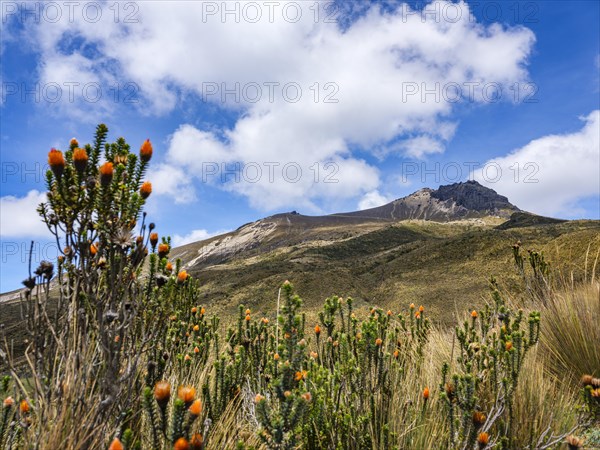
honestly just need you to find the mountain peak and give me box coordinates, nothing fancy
[336,180,519,222]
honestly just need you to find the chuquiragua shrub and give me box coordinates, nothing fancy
[0,125,597,450]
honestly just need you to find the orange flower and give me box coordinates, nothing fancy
[473,411,486,426]
[200,307,205,315]
[108,438,124,450]
[295,371,304,381]
[255,394,265,403]
[3,397,14,408]
[48,148,65,177]
[99,162,114,186]
[505,341,513,351]
[445,382,455,399]
[284,390,291,398]
[262,317,269,324]
[150,232,159,247]
[310,351,318,358]
[191,306,197,314]
[69,138,79,148]
[158,243,170,258]
[415,312,421,319]
[19,399,29,414]
[177,270,188,284]
[301,392,312,402]
[471,310,478,318]
[387,310,392,316]
[193,324,200,332]
[165,261,173,272]
[245,308,251,315]
[375,338,383,346]
[314,324,321,335]
[423,387,430,400]
[409,303,415,309]
[140,181,152,199]
[190,434,203,450]
[188,399,202,416]
[173,438,190,450]
[477,432,489,447]
[140,139,153,163]
[419,305,424,312]
[194,346,200,354]
[90,243,98,256]
[184,354,191,362]
[154,380,171,406]
[393,349,399,358]
[245,314,251,321]
[274,353,280,361]
[177,385,196,405]
[73,147,88,172]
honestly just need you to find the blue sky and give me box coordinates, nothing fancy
[1,0,599,292]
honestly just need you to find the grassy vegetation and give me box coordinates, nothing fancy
[1,125,599,449]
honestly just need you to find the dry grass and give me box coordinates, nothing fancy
[538,282,600,383]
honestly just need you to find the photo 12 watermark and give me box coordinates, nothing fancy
[400,82,539,104]
[400,161,540,185]
[200,81,339,104]
[1,82,140,105]
[1,241,60,265]
[199,161,340,184]
[1,1,140,24]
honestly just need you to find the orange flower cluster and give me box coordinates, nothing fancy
[99,162,114,186]
[177,270,188,284]
[188,398,202,416]
[177,385,196,406]
[158,243,170,258]
[190,434,203,450]
[48,148,65,178]
[73,147,88,172]
[154,380,171,407]
[108,438,124,450]
[140,139,153,163]
[174,437,189,450]
[140,181,152,199]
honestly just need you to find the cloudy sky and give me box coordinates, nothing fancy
[1,0,599,291]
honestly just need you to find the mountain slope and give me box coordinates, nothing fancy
[164,181,598,326]
[172,181,519,267]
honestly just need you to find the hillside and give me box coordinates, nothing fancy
[174,217,599,326]
[160,181,599,325]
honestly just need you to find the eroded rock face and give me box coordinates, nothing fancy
[340,181,519,221]
[431,180,517,213]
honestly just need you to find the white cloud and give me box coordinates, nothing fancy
[147,163,196,204]
[0,190,49,237]
[474,110,600,218]
[397,135,446,159]
[21,1,535,210]
[358,190,392,210]
[172,229,229,247]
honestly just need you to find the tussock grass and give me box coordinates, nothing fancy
[539,282,600,382]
